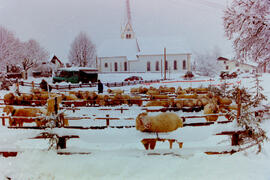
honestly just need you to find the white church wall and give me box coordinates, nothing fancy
[99,57,127,73]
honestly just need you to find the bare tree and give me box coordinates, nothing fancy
[68,32,96,67]
[193,47,222,77]
[0,26,21,71]
[224,0,270,63]
[19,39,49,77]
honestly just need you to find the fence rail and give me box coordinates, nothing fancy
[15,79,163,90]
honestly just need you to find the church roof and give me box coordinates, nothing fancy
[97,39,139,60]
[97,37,191,60]
[137,37,191,55]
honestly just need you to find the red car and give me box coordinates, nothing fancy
[124,76,143,81]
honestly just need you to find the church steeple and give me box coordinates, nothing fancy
[121,0,135,39]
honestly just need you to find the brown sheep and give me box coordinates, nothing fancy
[136,112,183,132]
[4,93,16,105]
[145,100,173,107]
[150,95,169,100]
[65,93,79,101]
[107,89,124,94]
[204,103,219,121]
[96,94,110,106]
[138,87,148,94]
[177,93,198,99]
[146,90,160,96]
[3,105,46,127]
[129,96,143,106]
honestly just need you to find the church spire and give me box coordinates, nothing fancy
[121,0,135,39]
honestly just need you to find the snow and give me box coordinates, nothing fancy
[0,73,270,179]
[97,36,191,61]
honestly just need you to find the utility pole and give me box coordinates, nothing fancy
[164,48,167,80]
[161,58,163,79]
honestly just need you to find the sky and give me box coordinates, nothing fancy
[0,0,234,63]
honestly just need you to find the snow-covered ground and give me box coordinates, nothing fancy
[0,73,270,180]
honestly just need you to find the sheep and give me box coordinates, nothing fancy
[218,97,232,106]
[138,86,148,94]
[129,96,143,106]
[136,112,183,132]
[65,93,79,101]
[4,93,16,105]
[107,89,124,94]
[177,93,198,99]
[150,95,169,100]
[96,94,110,106]
[145,100,173,107]
[204,102,219,121]
[146,90,160,96]
[159,86,175,94]
[3,105,47,127]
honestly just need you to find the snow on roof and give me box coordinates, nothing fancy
[137,37,191,55]
[58,67,98,71]
[97,36,191,60]
[97,39,139,60]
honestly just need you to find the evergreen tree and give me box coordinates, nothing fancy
[228,80,267,153]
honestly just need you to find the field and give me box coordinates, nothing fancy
[0,72,270,180]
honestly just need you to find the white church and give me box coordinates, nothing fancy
[97,0,191,74]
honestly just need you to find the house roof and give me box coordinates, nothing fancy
[51,55,63,65]
[217,56,229,61]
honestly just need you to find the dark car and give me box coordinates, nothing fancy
[124,76,143,81]
[183,71,194,79]
[220,71,237,79]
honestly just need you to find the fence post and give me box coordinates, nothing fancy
[32,81,35,89]
[69,84,71,90]
[106,114,110,127]
[2,114,5,126]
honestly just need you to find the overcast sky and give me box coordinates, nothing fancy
[0,0,233,63]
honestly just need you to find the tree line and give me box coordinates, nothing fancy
[0,26,96,78]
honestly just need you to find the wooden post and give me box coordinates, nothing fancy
[57,137,67,149]
[31,81,35,89]
[2,114,5,126]
[164,48,166,80]
[106,114,110,127]
[237,88,241,123]
[232,133,239,146]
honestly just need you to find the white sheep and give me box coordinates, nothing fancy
[136,112,183,133]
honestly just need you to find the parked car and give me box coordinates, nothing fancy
[124,76,143,81]
[220,71,237,79]
[183,71,194,79]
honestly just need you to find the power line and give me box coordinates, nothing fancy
[168,0,225,10]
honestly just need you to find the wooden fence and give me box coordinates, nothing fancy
[15,79,162,90]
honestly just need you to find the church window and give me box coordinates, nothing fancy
[124,62,128,71]
[114,62,118,72]
[174,60,177,70]
[104,63,108,68]
[147,61,151,71]
[156,61,159,71]
[182,60,186,70]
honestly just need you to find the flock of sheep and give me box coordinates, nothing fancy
[2,85,237,131]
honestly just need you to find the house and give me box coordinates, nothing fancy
[50,55,64,69]
[217,57,256,73]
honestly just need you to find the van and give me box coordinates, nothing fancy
[53,67,98,84]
